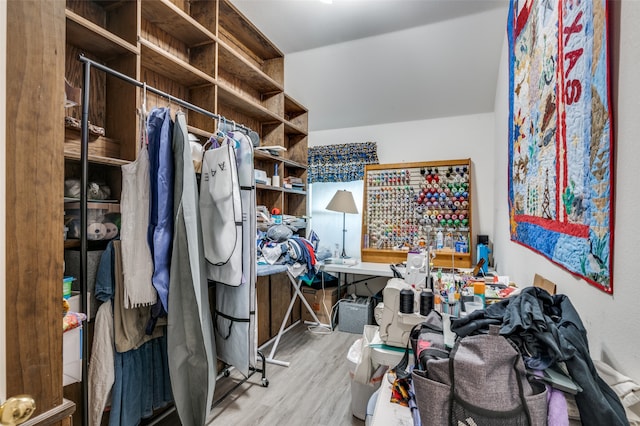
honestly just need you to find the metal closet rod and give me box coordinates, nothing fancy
[76,55,250,426]
[78,55,253,133]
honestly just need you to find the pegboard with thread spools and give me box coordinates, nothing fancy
[361,159,473,268]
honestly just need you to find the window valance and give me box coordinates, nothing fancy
[308,142,379,183]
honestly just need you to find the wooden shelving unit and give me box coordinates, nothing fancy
[64,0,308,218]
[62,2,310,414]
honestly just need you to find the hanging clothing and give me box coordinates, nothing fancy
[113,240,162,353]
[90,242,173,426]
[88,302,115,426]
[214,131,257,377]
[147,107,174,319]
[200,140,243,286]
[168,111,217,426]
[120,110,156,308]
[109,333,173,425]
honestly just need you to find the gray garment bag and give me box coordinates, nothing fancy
[200,141,243,286]
[214,131,257,377]
[168,112,217,425]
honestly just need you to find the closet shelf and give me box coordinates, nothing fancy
[254,149,281,162]
[283,188,307,195]
[284,121,307,136]
[284,95,308,136]
[218,0,283,63]
[140,39,216,88]
[218,41,284,93]
[64,151,130,167]
[254,151,307,169]
[66,9,139,58]
[284,94,307,115]
[256,183,283,192]
[140,0,217,46]
[187,125,212,139]
[217,83,282,122]
[282,158,308,170]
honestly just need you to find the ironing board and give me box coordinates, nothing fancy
[257,264,328,367]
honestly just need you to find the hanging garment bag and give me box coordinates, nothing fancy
[214,131,256,377]
[120,109,156,308]
[168,112,217,426]
[200,140,243,286]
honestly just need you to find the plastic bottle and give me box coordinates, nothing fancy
[433,294,442,313]
[444,232,452,249]
[436,230,444,249]
[473,281,486,308]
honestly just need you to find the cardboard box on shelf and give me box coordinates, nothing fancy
[301,287,340,325]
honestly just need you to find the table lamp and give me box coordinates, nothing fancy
[326,189,359,258]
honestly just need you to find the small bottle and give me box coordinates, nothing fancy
[473,281,486,308]
[436,230,444,249]
[444,232,452,249]
[433,294,441,313]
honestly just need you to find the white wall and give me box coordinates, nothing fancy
[493,1,640,381]
[284,8,507,132]
[309,113,496,259]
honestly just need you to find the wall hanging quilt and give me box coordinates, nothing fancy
[507,0,614,293]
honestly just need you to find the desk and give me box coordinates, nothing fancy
[321,261,397,278]
[321,261,399,299]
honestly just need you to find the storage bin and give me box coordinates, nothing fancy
[63,326,82,386]
[64,201,120,241]
[63,276,74,299]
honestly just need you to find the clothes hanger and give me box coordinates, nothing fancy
[142,82,148,115]
[216,117,228,145]
[139,82,149,147]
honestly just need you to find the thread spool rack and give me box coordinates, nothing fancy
[361,159,473,268]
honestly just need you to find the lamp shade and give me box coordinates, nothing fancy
[326,190,359,214]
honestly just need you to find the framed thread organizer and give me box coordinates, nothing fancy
[361,159,473,268]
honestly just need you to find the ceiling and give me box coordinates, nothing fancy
[231,0,510,131]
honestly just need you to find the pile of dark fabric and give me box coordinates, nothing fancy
[451,286,628,426]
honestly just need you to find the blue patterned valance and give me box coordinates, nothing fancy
[308,142,379,183]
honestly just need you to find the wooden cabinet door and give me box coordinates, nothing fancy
[3,1,70,423]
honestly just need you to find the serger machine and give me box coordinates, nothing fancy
[374,251,433,348]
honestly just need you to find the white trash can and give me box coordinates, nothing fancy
[347,339,383,420]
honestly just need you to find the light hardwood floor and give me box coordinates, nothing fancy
[206,324,365,426]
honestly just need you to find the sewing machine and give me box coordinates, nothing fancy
[373,251,433,347]
[374,278,427,348]
[404,251,429,287]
